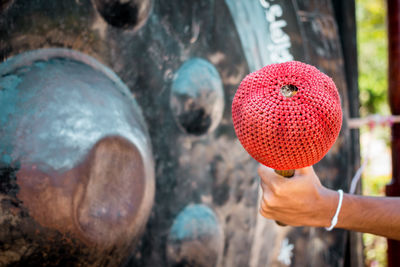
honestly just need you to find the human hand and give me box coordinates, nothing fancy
[258,165,338,227]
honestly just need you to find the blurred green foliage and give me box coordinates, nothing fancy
[364,233,388,267]
[356,0,389,266]
[357,0,389,116]
[361,168,390,267]
[363,173,391,196]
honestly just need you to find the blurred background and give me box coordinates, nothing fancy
[356,0,390,266]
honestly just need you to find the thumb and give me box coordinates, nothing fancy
[257,164,282,185]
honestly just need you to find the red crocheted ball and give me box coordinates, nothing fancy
[232,61,342,170]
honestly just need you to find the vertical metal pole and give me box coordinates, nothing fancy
[386,0,400,266]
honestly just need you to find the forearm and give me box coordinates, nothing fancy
[335,193,400,240]
[258,166,400,240]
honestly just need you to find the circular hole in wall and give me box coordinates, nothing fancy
[93,0,152,30]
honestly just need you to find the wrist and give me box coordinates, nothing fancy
[325,189,344,231]
[316,187,340,228]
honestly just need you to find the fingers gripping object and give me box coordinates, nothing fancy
[232,61,342,225]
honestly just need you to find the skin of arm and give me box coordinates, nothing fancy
[258,165,400,240]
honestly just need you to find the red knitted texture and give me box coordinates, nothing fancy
[232,61,342,170]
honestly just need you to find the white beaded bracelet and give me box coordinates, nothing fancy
[325,189,344,231]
